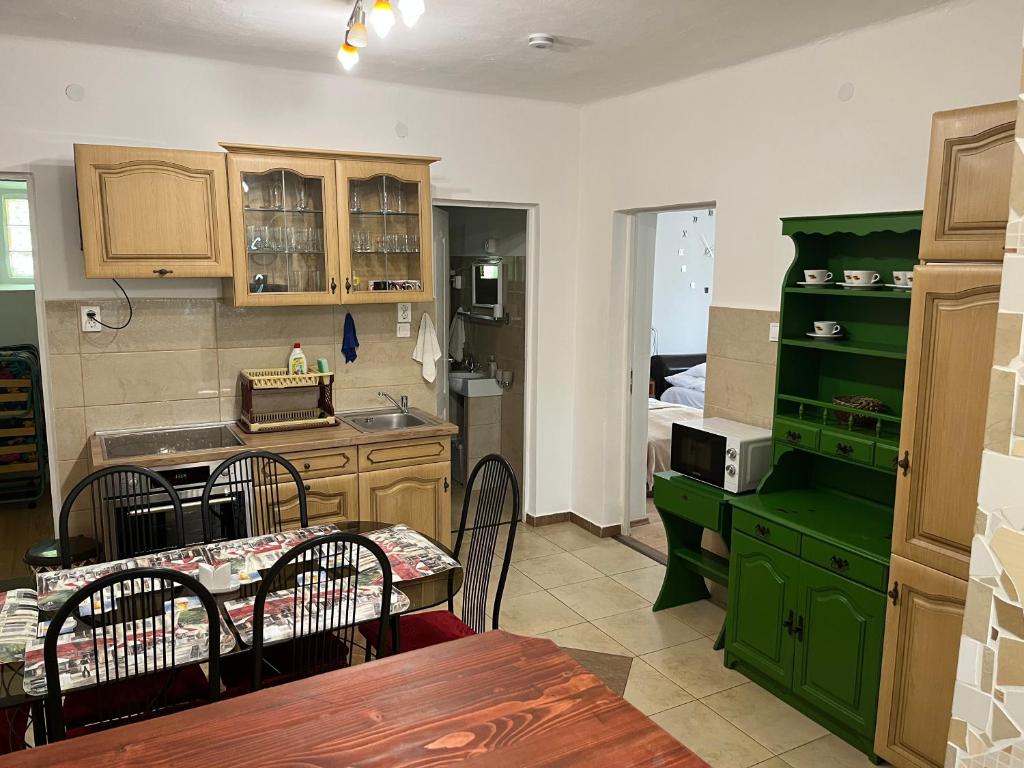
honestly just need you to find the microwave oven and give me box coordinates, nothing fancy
[670,417,772,494]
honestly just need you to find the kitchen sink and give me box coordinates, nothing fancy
[100,423,243,459]
[340,410,430,433]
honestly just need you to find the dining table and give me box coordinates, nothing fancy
[0,519,464,748]
[0,630,709,767]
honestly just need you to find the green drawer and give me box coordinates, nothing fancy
[801,536,888,591]
[819,430,875,466]
[773,417,819,451]
[875,443,900,473]
[655,478,724,531]
[732,508,800,555]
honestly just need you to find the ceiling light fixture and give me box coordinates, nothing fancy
[398,0,425,27]
[338,42,360,70]
[369,0,396,38]
[347,3,369,47]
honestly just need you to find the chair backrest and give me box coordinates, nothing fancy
[250,532,393,690]
[59,466,186,568]
[42,567,221,741]
[201,450,307,542]
[451,454,521,633]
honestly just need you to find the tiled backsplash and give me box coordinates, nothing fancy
[947,70,1024,767]
[46,299,438,504]
[703,306,780,428]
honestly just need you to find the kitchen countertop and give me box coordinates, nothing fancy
[87,407,458,470]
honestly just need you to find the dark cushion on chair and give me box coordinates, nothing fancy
[62,666,208,730]
[0,704,30,753]
[361,611,476,654]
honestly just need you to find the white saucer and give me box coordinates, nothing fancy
[838,282,882,290]
[796,281,835,287]
[806,332,844,340]
[883,283,912,290]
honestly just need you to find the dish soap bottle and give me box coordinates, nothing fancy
[488,354,497,378]
[288,342,308,374]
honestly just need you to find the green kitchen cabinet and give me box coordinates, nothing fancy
[793,562,886,737]
[726,532,800,686]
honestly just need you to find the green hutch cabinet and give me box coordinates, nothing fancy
[725,211,922,761]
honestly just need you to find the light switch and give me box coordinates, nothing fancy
[768,322,779,342]
[397,303,412,323]
[397,322,411,338]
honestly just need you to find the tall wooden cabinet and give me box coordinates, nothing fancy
[919,101,1016,262]
[75,144,233,278]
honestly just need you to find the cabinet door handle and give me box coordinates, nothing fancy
[829,555,849,573]
[754,524,770,539]
[345,277,352,294]
[443,477,449,493]
[785,430,801,443]
[888,581,900,606]
[794,615,804,641]
[330,277,337,294]
[897,451,910,476]
[153,268,174,276]
[783,609,795,636]
[303,462,311,470]
[303,484,311,492]
[836,443,854,456]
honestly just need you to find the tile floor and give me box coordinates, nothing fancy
[621,497,668,554]
[495,521,875,768]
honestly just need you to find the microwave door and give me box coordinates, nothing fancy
[671,424,727,488]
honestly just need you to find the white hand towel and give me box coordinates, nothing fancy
[448,313,466,363]
[413,313,442,383]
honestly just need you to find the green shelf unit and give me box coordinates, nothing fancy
[724,211,920,761]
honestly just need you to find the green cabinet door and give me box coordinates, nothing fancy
[726,532,800,686]
[792,562,886,737]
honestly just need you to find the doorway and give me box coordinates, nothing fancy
[0,174,54,578]
[621,205,716,557]
[432,203,534,529]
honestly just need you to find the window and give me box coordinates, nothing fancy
[0,185,33,287]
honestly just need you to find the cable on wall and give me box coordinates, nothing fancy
[86,279,134,330]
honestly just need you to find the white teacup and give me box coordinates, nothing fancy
[844,270,881,285]
[803,269,833,283]
[893,270,914,287]
[813,321,842,336]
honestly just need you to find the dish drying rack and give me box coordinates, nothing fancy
[238,367,337,433]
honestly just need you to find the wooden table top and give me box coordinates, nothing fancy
[5,631,708,767]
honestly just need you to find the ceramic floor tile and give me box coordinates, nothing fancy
[611,564,667,603]
[506,530,562,563]
[703,682,828,754]
[594,606,701,655]
[549,577,651,621]
[623,657,693,716]
[515,552,603,589]
[495,590,584,636]
[487,564,542,602]
[651,701,773,768]
[538,622,632,656]
[664,599,727,636]
[573,541,659,575]
[533,522,606,551]
[779,735,876,768]
[753,759,794,768]
[642,637,746,698]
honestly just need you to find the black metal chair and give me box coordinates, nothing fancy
[58,466,186,567]
[42,567,221,741]
[225,532,394,693]
[200,450,307,543]
[363,454,520,653]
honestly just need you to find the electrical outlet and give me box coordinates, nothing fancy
[396,302,412,323]
[81,306,102,333]
[768,322,779,342]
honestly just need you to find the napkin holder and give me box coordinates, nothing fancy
[198,562,232,593]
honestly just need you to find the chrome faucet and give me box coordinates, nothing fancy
[378,391,409,414]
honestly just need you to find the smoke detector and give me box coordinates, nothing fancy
[528,33,555,50]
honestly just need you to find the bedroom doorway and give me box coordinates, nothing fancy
[621,204,715,557]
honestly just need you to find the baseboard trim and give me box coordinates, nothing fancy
[569,512,620,538]
[525,511,570,527]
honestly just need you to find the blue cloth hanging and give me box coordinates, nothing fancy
[342,312,359,363]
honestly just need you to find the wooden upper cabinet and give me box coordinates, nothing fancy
[919,101,1017,262]
[75,144,233,278]
[338,158,435,303]
[893,264,1001,579]
[874,555,967,768]
[225,153,341,306]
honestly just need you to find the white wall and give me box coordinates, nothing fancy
[651,209,714,355]
[572,0,1024,528]
[0,34,580,519]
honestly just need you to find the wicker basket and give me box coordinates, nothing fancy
[832,395,885,428]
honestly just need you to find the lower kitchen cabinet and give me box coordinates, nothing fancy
[278,474,359,528]
[874,555,967,768]
[359,462,451,547]
[726,529,886,757]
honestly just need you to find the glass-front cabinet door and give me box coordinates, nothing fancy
[338,159,433,303]
[227,155,340,306]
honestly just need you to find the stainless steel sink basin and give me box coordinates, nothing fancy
[340,410,430,433]
[100,423,243,459]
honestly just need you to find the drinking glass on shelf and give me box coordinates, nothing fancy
[380,181,390,214]
[270,226,285,252]
[295,185,308,212]
[269,182,283,210]
[350,184,361,213]
[410,233,419,252]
